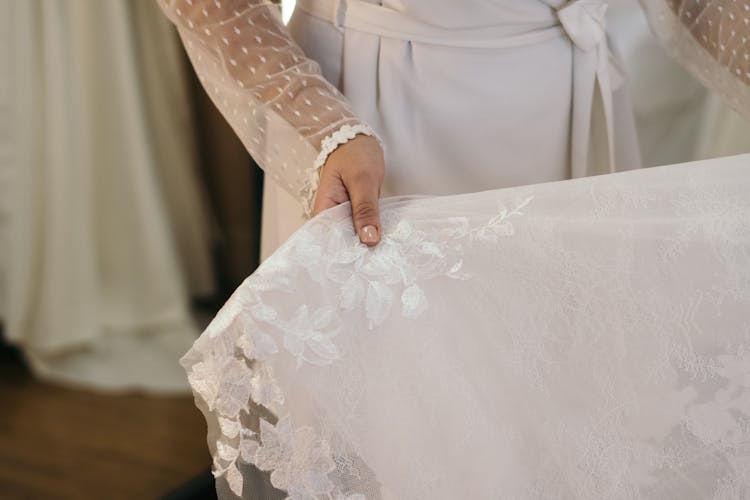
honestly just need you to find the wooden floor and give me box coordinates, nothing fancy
[0,346,212,500]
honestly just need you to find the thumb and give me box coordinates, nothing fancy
[347,173,381,246]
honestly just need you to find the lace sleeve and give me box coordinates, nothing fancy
[640,0,750,121]
[157,0,378,216]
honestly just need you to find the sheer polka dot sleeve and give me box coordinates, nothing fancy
[157,0,377,216]
[641,0,750,121]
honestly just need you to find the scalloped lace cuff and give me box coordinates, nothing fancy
[301,123,381,218]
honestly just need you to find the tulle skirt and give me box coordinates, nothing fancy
[184,154,750,499]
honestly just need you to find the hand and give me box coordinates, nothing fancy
[313,134,385,246]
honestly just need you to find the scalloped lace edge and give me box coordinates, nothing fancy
[300,123,381,218]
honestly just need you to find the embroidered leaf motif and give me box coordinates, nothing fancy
[217,441,239,462]
[255,416,336,496]
[250,364,284,407]
[402,284,428,319]
[366,280,393,329]
[339,274,365,310]
[188,359,220,409]
[308,335,340,363]
[218,416,241,438]
[448,258,464,278]
[282,305,342,365]
[252,330,279,360]
[249,301,278,322]
[216,358,254,418]
[225,462,243,496]
[255,418,289,473]
[312,306,336,329]
[239,430,259,462]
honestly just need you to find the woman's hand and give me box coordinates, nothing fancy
[313,135,385,246]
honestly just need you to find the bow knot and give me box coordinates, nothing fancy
[557,0,608,52]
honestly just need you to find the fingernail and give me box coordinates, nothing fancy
[359,225,379,245]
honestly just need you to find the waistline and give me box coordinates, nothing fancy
[295,0,566,49]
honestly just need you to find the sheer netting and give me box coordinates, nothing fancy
[641,0,750,120]
[157,0,377,215]
[183,154,750,499]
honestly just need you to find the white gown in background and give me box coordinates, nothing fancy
[166,1,750,498]
[0,0,214,392]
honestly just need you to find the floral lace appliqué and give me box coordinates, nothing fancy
[187,196,533,498]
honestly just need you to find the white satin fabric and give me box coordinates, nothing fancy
[187,153,750,499]
[0,0,213,392]
[260,0,642,259]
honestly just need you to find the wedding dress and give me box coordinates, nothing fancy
[0,0,214,392]
[162,0,750,498]
[188,153,750,499]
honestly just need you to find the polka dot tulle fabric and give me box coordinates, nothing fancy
[643,0,750,118]
[158,0,375,214]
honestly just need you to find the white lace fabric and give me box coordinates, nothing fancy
[641,0,750,120]
[183,154,750,499]
[157,0,377,213]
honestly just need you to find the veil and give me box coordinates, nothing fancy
[181,1,750,498]
[184,154,750,499]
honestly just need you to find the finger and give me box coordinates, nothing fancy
[312,190,339,216]
[346,172,381,246]
[313,169,350,216]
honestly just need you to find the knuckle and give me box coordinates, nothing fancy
[353,202,378,221]
[349,168,377,187]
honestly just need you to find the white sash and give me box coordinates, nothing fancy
[295,0,626,176]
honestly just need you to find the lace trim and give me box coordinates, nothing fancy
[301,123,381,218]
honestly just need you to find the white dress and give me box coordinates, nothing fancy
[159,0,643,259]
[0,0,214,392]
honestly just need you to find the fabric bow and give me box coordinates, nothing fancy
[557,0,608,52]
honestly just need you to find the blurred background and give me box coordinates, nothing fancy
[0,0,747,499]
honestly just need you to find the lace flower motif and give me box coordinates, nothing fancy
[280,305,341,367]
[255,416,337,498]
[192,196,534,499]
